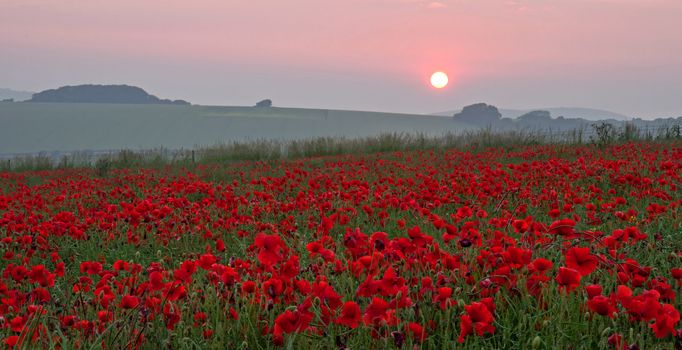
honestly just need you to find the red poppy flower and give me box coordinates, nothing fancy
[407,322,427,343]
[10,265,28,282]
[198,253,217,270]
[216,239,226,252]
[587,296,617,318]
[407,226,433,248]
[529,258,553,274]
[565,247,599,276]
[273,302,314,337]
[121,295,140,309]
[671,268,682,285]
[80,261,102,275]
[363,297,395,327]
[254,233,286,266]
[433,287,452,310]
[650,304,680,338]
[9,316,25,333]
[113,260,130,271]
[549,218,576,236]
[458,301,495,343]
[173,260,197,283]
[3,336,19,348]
[335,301,361,329]
[584,284,603,300]
[241,280,257,294]
[526,274,550,298]
[556,267,581,293]
[512,219,529,233]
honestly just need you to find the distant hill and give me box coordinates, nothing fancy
[433,106,631,121]
[0,103,476,155]
[0,101,678,156]
[29,84,190,105]
[442,102,680,134]
[0,88,34,102]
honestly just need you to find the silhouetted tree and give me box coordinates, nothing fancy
[517,110,552,122]
[29,85,190,105]
[453,103,501,125]
[255,99,272,107]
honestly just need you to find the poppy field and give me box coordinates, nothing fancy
[0,141,681,349]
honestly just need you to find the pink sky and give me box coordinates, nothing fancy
[2,0,682,117]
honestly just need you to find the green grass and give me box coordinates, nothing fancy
[3,121,681,172]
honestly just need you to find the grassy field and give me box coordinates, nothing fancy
[0,139,680,349]
[2,121,678,172]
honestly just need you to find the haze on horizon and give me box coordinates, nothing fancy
[2,0,682,119]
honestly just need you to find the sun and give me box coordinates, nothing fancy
[430,71,449,89]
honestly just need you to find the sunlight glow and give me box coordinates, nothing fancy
[430,71,448,89]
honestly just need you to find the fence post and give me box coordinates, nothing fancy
[280,143,289,159]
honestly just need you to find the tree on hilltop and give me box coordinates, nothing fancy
[255,99,272,107]
[453,103,502,125]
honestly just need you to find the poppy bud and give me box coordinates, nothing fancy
[391,331,404,348]
[601,327,611,337]
[532,336,542,349]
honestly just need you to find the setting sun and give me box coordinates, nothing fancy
[430,71,449,89]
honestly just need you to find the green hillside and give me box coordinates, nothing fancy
[0,102,475,154]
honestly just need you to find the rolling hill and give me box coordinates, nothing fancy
[432,106,631,121]
[0,103,476,155]
[29,84,190,105]
[0,88,35,102]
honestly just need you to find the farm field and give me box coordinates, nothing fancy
[0,141,681,349]
[0,103,474,156]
